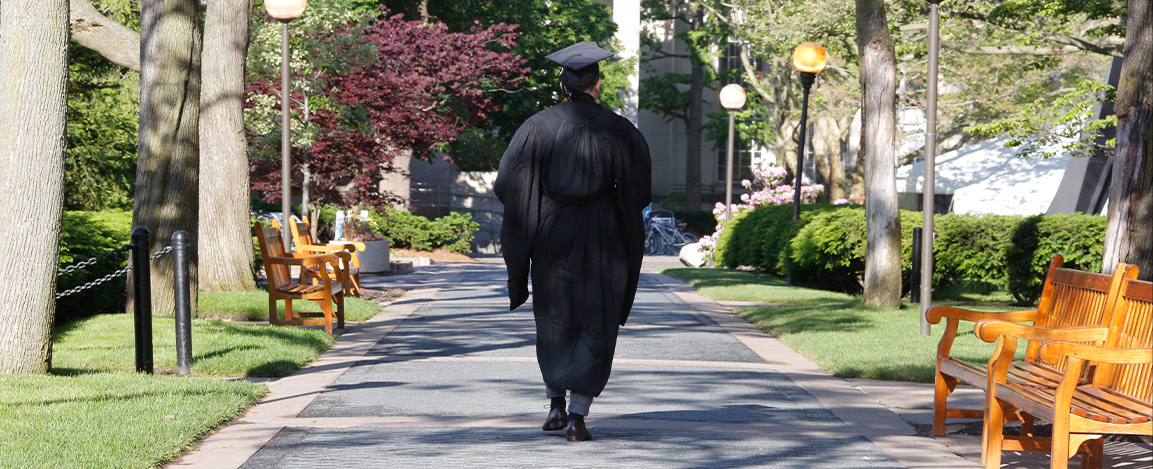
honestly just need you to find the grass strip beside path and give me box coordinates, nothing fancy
[53,314,335,377]
[661,268,1022,383]
[198,288,383,322]
[0,373,264,469]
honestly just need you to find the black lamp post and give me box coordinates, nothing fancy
[719,83,747,222]
[791,42,827,221]
[266,0,308,249]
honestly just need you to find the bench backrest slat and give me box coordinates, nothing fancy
[290,218,316,247]
[1096,278,1153,402]
[1028,260,1133,368]
[254,223,291,289]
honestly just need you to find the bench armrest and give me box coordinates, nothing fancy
[973,319,1108,344]
[1038,341,1153,367]
[926,305,1037,324]
[265,253,344,285]
[296,242,356,255]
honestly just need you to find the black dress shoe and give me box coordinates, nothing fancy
[542,407,567,431]
[566,417,592,442]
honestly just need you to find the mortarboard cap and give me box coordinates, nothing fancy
[546,42,614,71]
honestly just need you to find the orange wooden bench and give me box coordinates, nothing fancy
[925,256,1138,436]
[977,276,1152,469]
[254,222,346,334]
[271,217,362,297]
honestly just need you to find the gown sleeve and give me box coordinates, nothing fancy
[613,122,653,325]
[495,117,553,310]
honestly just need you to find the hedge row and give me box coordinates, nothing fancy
[316,205,479,254]
[58,210,134,318]
[713,205,1107,304]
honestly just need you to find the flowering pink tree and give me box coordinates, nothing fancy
[699,163,825,253]
[248,11,528,208]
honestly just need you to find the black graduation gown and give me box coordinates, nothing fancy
[495,101,651,397]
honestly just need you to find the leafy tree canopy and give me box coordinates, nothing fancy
[247,5,527,207]
[383,0,627,171]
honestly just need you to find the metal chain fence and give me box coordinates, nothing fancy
[56,245,174,299]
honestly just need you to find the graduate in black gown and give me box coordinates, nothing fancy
[495,42,651,442]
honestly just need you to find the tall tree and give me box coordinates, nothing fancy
[386,0,626,171]
[0,0,70,373]
[640,1,724,211]
[856,0,901,308]
[131,0,202,315]
[247,11,526,211]
[199,0,256,291]
[1104,0,1153,279]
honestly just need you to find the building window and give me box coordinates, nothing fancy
[717,38,762,183]
[717,140,761,182]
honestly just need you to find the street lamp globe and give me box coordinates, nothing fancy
[266,0,307,21]
[792,42,827,74]
[719,84,747,110]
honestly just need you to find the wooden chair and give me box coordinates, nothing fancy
[926,256,1138,436]
[254,222,346,334]
[978,276,1152,469]
[271,217,361,297]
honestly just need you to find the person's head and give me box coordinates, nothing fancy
[560,64,602,98]
[546,42,613,100]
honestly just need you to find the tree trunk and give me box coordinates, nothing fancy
[683,6,705,211]
[829,115,851,202]
[0,0,69,373]
[1103,0,1153,280]
[813,116,833,203]
[379,149,413,210]
[69,0,140,71]
[198,0,254,292]
[776,119,799,175]
[848,109,866,203]
[857,0,901,308]
[131,0,202,315]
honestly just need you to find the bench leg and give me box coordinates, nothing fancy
[349,273,361,297]
[284,299,294,322]
[933,371,959,436]
[320,298,334,334]
[336,293,345,330]
[269,295,278,325]
[983,398,1011,468]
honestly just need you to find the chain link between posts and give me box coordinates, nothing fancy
[56,245,174,299]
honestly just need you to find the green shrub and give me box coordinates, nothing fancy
[1005,214,1106,304]
[672,209,717,235]
[57,210,133,318]
[790,207,867,290]
[712,205,1106,304]
[932,214,1019,289]
[371,207,479,254]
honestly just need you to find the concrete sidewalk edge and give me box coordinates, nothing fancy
[649,273,977,468]
[166,267,468,468]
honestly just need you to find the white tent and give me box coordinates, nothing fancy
[896,137,1074,216]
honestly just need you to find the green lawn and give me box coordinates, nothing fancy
[661,267,1025,382]
[0,373,264,469]
[52,314,335,377]
[7,295,361,468]
[198,288,383,322]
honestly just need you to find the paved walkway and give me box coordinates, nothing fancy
[171,258,1152,468]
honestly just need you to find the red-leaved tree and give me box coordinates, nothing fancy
[249,11,527,208]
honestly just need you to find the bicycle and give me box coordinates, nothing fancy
[644,210,699,256]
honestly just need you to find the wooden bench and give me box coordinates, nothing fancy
[977,276,1152,469]
[272,217,362,297]
[254,222,346,334]
[925,256,1138,436]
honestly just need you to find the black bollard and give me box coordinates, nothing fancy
[173,231,192,375]
[911,227,922,303]
[131,227,153,374]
